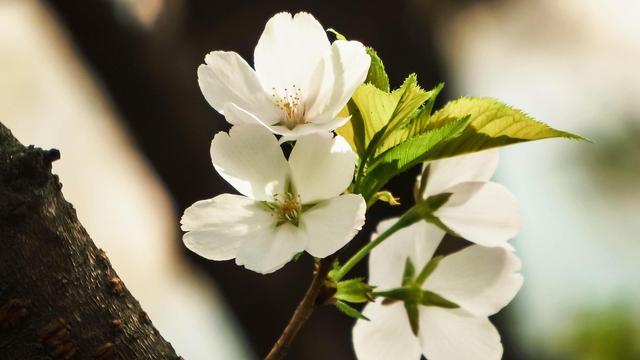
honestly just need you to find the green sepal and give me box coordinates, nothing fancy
[335,300,369,320]
[404,300,420,336]
[416,255,444,285]
[335,278,374,304]
[402,257,416,286]
[423,212,458,235]
[414,164,431,203]
[426,193,452,211]
[420,290,460,309]
[374,287,422,303]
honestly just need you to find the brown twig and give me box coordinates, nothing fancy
[264,258,334,360]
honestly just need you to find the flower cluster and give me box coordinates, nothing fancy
[181,11,581,360]
[183,12,369,273]
[353,151,523,360]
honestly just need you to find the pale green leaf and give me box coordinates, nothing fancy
[365,47,390,92]
[351,83,403,146]
[383,74,431,138]
[424,97,586,160]
[379,83,444,152]
[335,101,363,156]
[357,116,471,198]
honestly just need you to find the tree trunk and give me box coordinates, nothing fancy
[0,122,179,360]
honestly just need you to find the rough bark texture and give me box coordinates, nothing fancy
[0,122,179,360]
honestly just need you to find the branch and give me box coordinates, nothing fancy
[264,258,334,360]
[0,122,179,359]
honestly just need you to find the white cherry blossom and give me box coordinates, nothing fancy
[420,150,521,247]
[181,124,366,274]
[197,12,371,138]
[353,219,523,360]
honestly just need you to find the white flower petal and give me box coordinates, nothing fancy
[424,150,499,197]
[210,125,289,201]
[302,194,366,258]
[305,40,371,123]
[419,308,503,360]
[436,181,521,247]
[353,301,422,360]
[198,51,280,125]
[235,223,306,274]
[288,133,356,203]
[369,220,445,290]
[254,12,330,96]
[425,245,523,316]
[181,194,273,261]
[222,103,265,126]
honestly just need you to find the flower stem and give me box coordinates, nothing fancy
[265,257,334,360]
[332,203,427,282]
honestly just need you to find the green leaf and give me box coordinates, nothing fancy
[352,83,403,146]
[420,290,460,309]
[380,83,444,152]
[382,75,433,142]
[336,100,366,157]
[338,75,435,162]
[364,47,390,92]
[336,45,389,157]
[335,278,374,303]
[358,116,472,199]
[424,97,586,161]
[353,75,429,152]
[335,300,369,320]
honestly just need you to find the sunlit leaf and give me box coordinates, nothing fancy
[424,97,586,160]
[379,83,444,153]
[357,116,471,198]
[365,47,390,92]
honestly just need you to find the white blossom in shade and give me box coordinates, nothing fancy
[419,150,521,247]
[180,124,366,274]
[197,12,371,138]
[353,219,523,360]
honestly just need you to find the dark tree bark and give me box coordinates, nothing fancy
[0,122,179,360]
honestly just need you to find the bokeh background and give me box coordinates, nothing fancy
[1,0,639,359]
